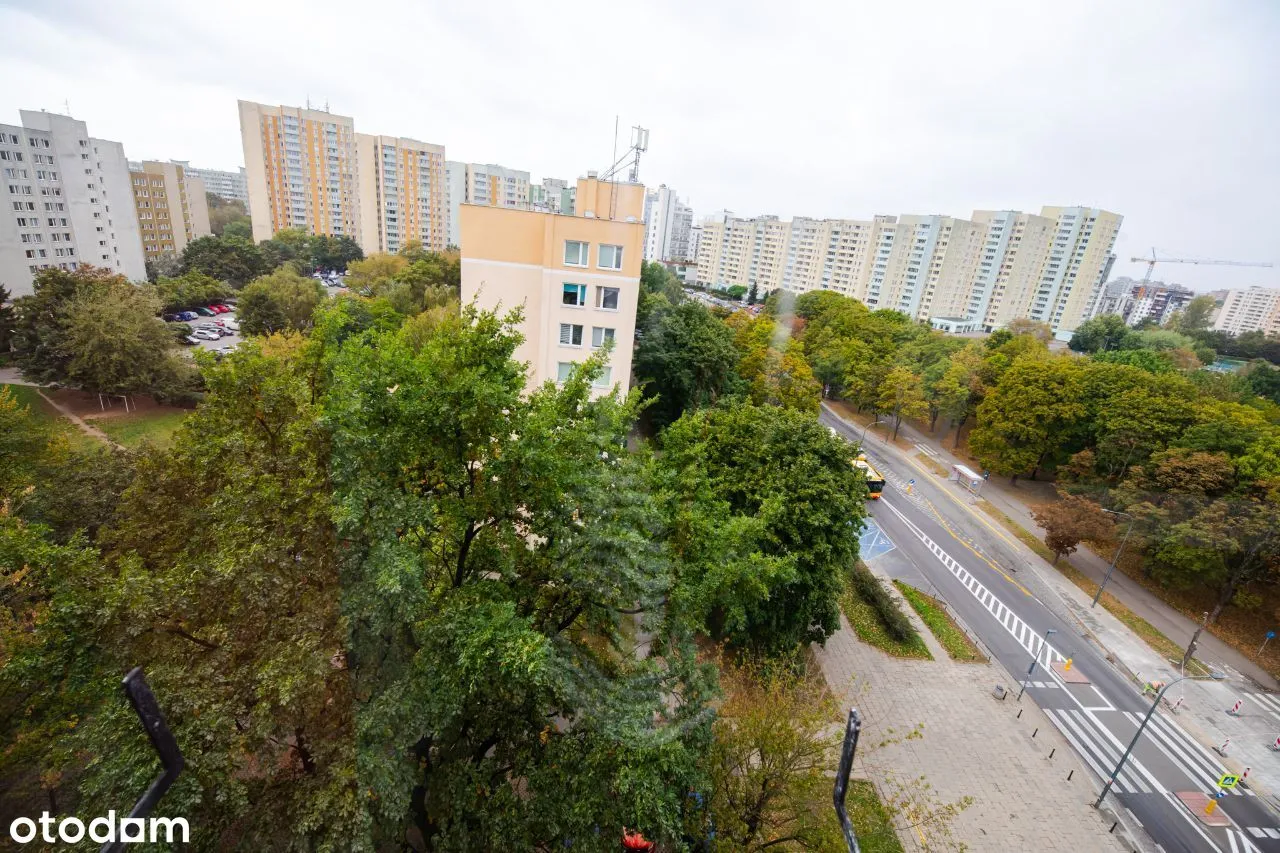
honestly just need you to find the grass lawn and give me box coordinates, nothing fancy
[2,384,100,452]
[90,409,189,449]
[840,577,932,661]
[893,580,987,663]
[845,779,906,853]
[975,501,1211,676]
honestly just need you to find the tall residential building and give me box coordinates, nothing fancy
[461,175,644,397]
[170,161,247,203]
[128,161,211,261]
[530,177,575,215]
[693,203,1121,334]
[444,161,530,252]
[643,185,694,261]
[1213,286,1280,336]
[238,101,359,243]
[0,110,145,297]
[1089,277,1195,327]
[356,134,447,253]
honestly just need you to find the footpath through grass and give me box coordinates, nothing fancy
[975,501,1211,676]
[89,409,189,448]
[840,565,932,660]
[2,384,99,452]
[893,581,987,663]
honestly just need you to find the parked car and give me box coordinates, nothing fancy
[194,328,221,341]
[210,304,231,314]
[179,311,198,322]
[212,318,226,327]
[224,320,240,332]
[162,313,179,322]
[182,335,200,345]
[194,306,215,317]
[171,322,193,341]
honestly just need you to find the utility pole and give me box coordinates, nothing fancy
[1091,509,1133,609]
[1017,629,1057,701]
[1183,611,1210,673]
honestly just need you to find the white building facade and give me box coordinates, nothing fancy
[642,185,693,262]
[1213,286,1280,336]
[0,110,146,297]
[171,161,247,203]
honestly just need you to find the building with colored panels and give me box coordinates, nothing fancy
[129,160,210,261]
[356,135,447,253]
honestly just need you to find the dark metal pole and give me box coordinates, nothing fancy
[833,708,863,853]
[102,668,185,853]
[1091,512,1133,609]
[1017,629,1055,701]
[1095,680,1170,808]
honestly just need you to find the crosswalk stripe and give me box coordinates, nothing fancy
[1248,827,1264,838]
[1135,710,1252,797]
[1054,709,1149,793]
[1150,710,1254,797]
[1046,709,1133,793]
[1266,828,1280,839]
[1125,710,1223,793]
[1229,830,1240,853]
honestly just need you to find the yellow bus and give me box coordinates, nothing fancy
[853,454,886,500]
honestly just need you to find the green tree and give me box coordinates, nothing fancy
[702,660,845,851]
[0,283,14,354]
[658,400,866,652]
[1006,318,1054,344]
[634,299,742,429]
[969,356,1086,483]
[1170,295,1216,334]
[325,307,711,848]
[310,234,364,272]
[258,227,314,274]
[237,267,326,336]
[345,252,408,293]
[144,252,183,283]
[1069,314,1133,353]
[206,192,251,237]
[878,366,928,440]
[1092,348,1175,374]
[180,234,265,288]
[149,271,234,311]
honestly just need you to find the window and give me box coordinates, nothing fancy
[598,244,623,270]
[564,240,588,266]
[562,283,587,307]
[559,323,584,347]
[591,326,615,348]
[593,366,614,388]
[556,362,575,383]
[596,286,619,310]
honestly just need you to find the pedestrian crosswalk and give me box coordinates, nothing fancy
[1044,708,1151,794]
[1120,710,1254,797]
[1231,829,1267,853]
[1245,691,1280,726]
[1247,826,1280,840]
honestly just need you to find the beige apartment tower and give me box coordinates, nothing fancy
[356,134,447,253]
[129,161,210,261]
[460,176,644,397]
[238,100,359,243]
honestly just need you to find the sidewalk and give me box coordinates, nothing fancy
[826,402,1280,805]
[846,405,1278,693]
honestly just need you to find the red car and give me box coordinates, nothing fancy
[210,304,231,314]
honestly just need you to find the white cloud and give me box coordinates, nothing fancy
[2,0,1276,290]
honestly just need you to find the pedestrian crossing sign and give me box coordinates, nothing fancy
[1219,774,1240,789]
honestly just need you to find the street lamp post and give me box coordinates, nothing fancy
[1094,672,1224,808]
[1017,629,1057,701]
[1091,509,1134,609]
[858,419,881,446]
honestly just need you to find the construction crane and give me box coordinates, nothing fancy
[1130,248,1273,283]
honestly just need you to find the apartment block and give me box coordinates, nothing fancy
[445,161,530,253]
[460,175,644,397]
[530,177,575,215]
[171,161,247,203]
[0,110,145,297]
[1213,286,1280,336]
[356,134,447,254]
[129,161,211,261]
[694,203,1121,334]
[238,101,359,243]
[1090,277,1195,327]
[643,184,693,262]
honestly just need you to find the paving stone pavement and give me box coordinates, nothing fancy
[816,613,1134,852]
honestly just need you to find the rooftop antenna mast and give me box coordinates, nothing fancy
[600,122,649,220]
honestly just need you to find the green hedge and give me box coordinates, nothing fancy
[849,562,916,642]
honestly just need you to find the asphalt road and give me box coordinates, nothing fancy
[822,406,1280,853]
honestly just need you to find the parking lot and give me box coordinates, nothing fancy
[167,307,241,356]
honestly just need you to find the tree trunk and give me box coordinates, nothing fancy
[892,415,902,441]
[930,410,939,431]
[1011,473,1019,486]
[952,414,968,449]
[1052,552,1060,565]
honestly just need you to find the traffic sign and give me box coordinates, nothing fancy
[1218,773,1240,789]
[1268,631,1276,640]
[1216,790,1229,799]
[908,479,915,486]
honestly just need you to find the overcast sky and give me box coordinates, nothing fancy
[2,0,1276,291]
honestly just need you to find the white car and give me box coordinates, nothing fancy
[223,320,240,332]
[194,328,221,341]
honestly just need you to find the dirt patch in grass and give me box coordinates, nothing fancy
[975,500,1211,677]
[893,581,987,663]
[840,571,932,661]
[914,453,951,478]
